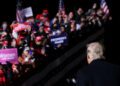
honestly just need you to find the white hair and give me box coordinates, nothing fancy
[87,42,104,60]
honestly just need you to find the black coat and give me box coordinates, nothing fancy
[76,59,120,86]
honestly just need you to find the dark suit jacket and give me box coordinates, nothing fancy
[76,59,120,86]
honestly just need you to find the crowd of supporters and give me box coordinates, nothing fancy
[0,3,111,86]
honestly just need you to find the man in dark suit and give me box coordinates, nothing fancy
[76,42,120,86]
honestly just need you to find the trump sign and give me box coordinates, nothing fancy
[0,48,18,64]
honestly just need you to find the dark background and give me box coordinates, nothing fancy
[0,0,112,22]
[0,0,115,64]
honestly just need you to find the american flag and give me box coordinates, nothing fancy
[100,0,109,15]
[16,9,23,23]
[16,1,23,23]
[59,0,65,11]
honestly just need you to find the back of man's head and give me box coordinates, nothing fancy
[87,42,104,64]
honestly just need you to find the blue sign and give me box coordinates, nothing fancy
[50,33,68,48]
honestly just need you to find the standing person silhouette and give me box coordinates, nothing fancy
[76,42,120,86]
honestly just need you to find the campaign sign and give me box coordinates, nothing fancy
[50,33,68,48]
[22,7,33,18]
[0,48,18,64]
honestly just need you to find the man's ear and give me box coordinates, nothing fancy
[87,55,90,59]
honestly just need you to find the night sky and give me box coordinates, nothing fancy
[0,0,112,23]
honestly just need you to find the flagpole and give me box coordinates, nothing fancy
[16,0,23,23]
[58,0,65,15]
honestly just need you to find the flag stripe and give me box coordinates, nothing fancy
[100,0,109,15]
[59,0,65,11]
[16,8,23,23]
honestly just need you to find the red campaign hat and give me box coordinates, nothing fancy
[44,27,50,33]
[2,40,8,46]
[35,36,43,42]
[43,9,48,14]
[40,15,44,20]
[19,35,24,39]
[36,14,41,20]
[24,22,29,25]
[36,14,44,20]
[18,34,25,39]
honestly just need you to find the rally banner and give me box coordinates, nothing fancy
[50,33,68,48]
[0,48,18,64]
